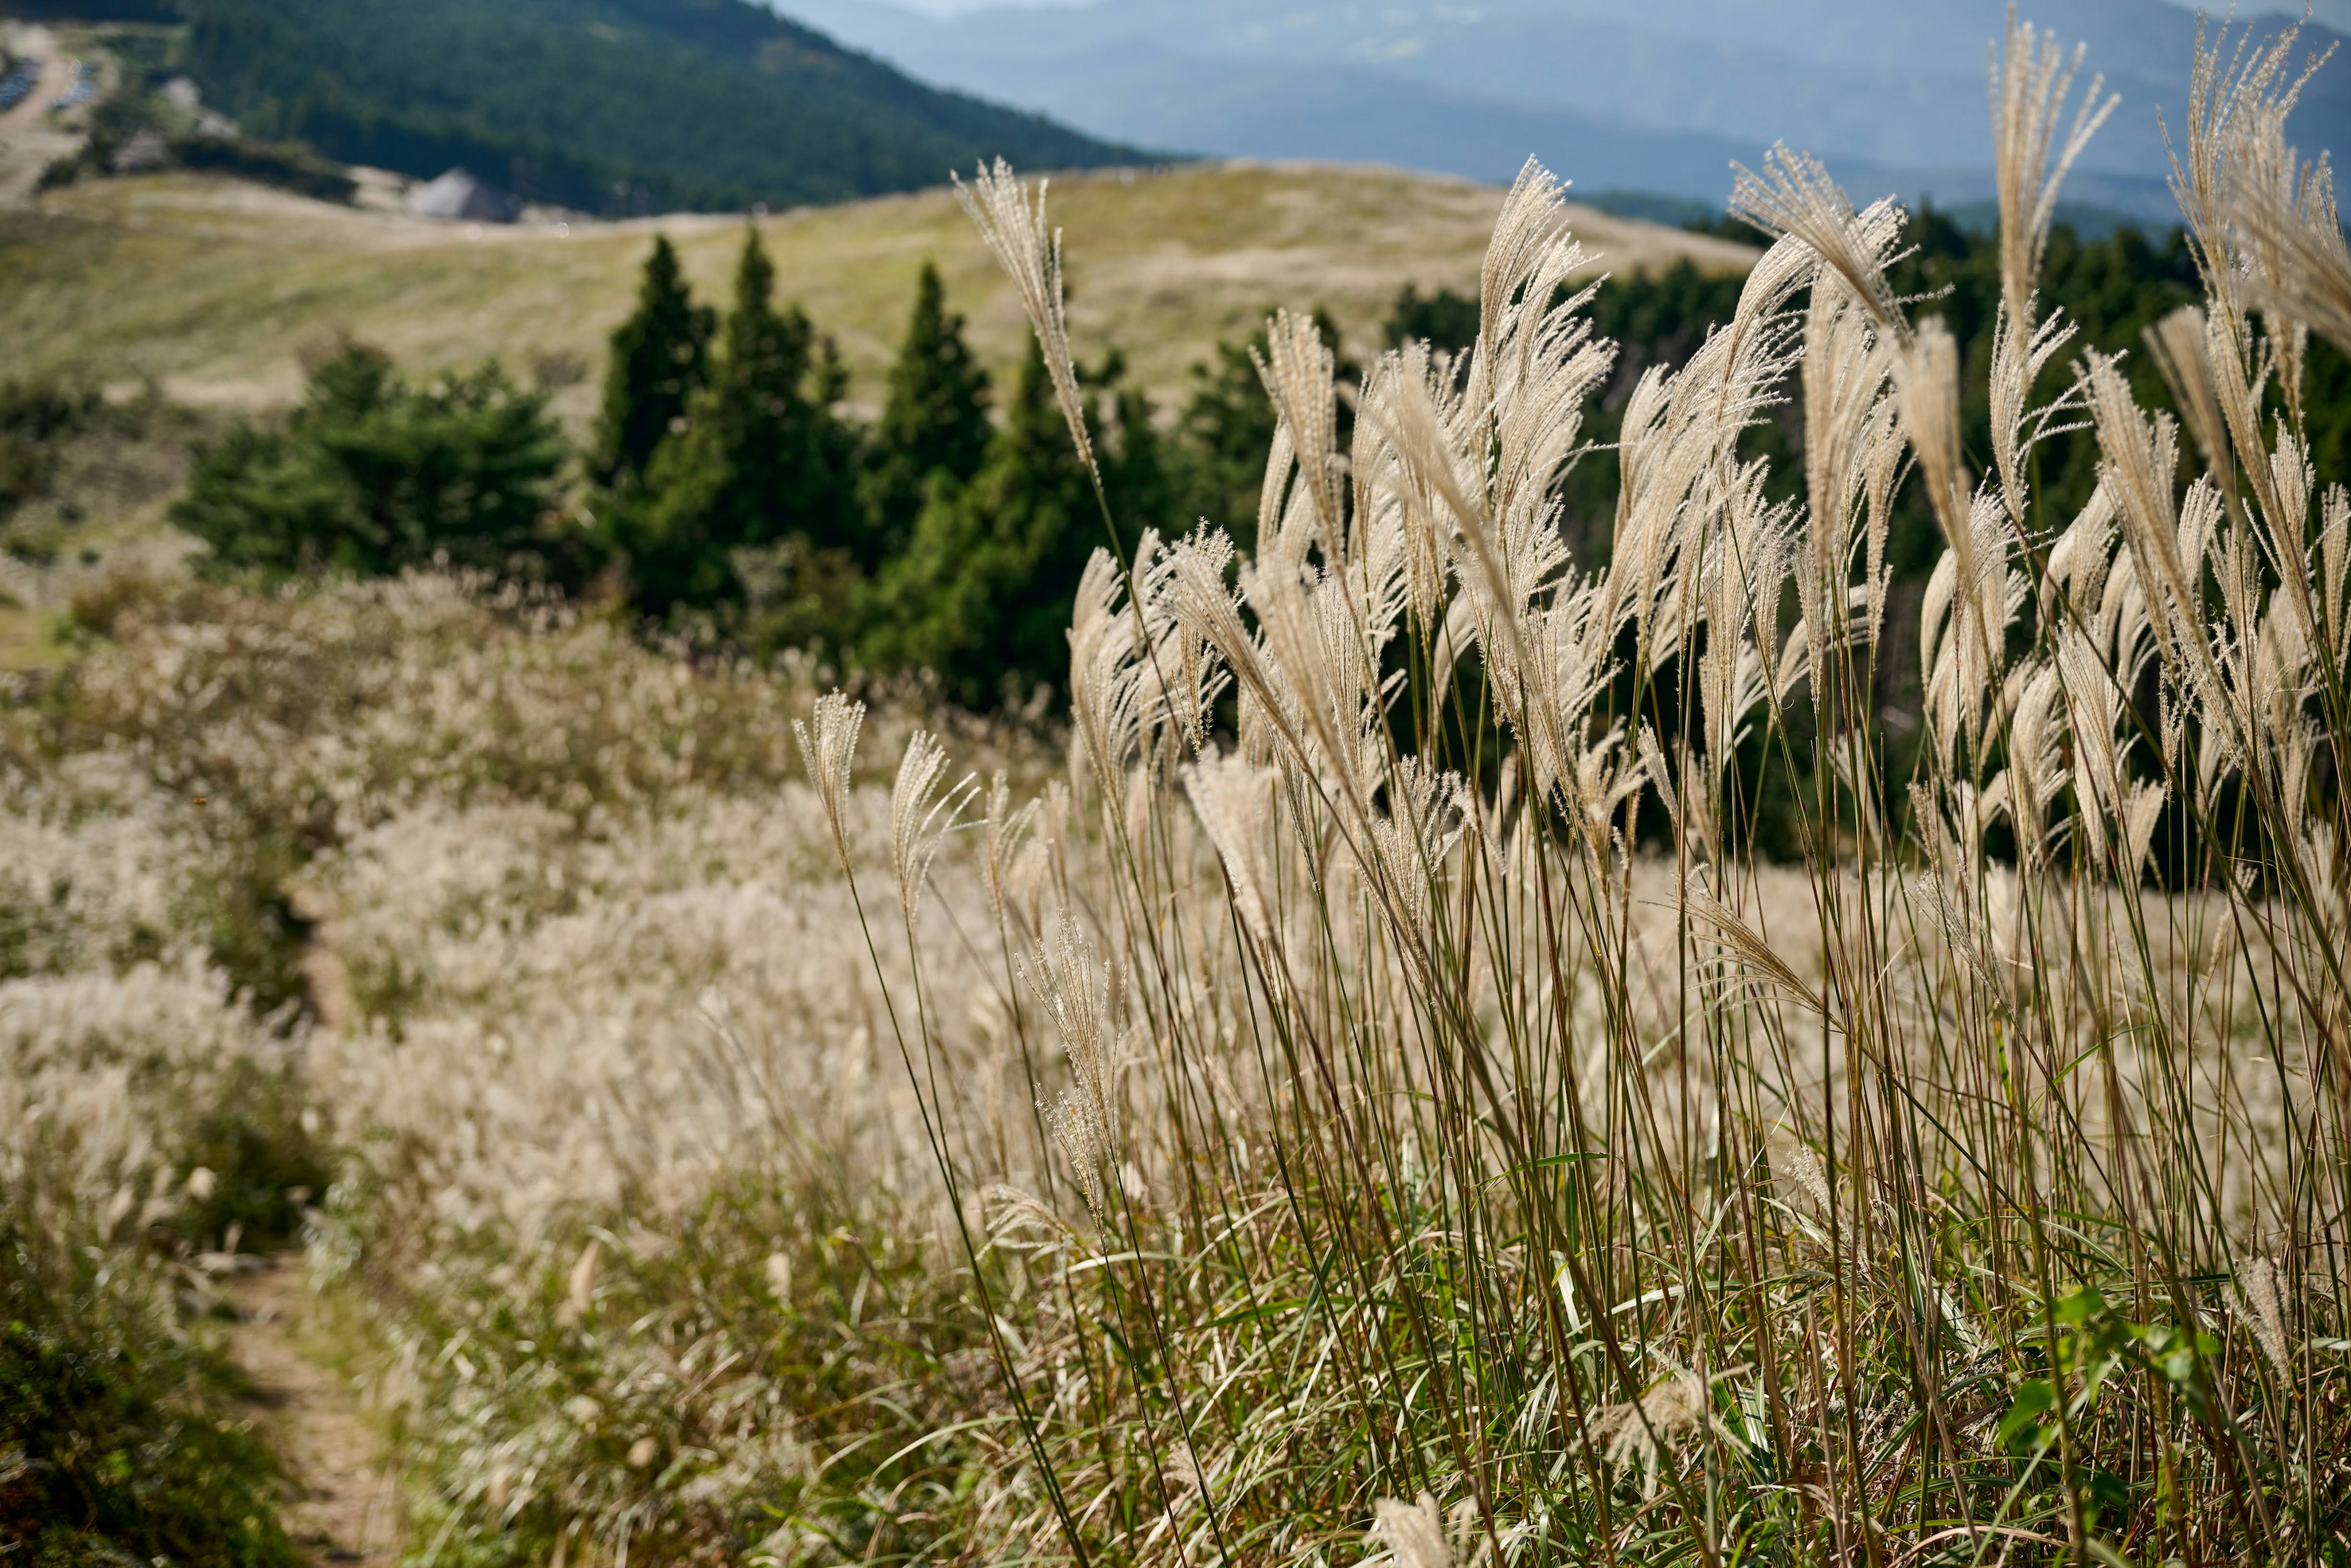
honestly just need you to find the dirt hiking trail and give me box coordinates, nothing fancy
[228,1263,405,1563]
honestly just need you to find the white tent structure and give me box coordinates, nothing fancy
[406,167,523,223]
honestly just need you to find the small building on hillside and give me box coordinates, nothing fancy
[406,167,524,223]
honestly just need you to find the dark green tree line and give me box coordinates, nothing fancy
[169,208,2315,721]
[607,230,859,614]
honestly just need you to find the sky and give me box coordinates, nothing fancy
[871,0,2351,23]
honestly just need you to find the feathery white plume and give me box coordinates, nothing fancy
[956,159,1096,478]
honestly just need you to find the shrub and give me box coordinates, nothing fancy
[174,343,575,584]
[0,380,97,520]
[0,1231,294,1568]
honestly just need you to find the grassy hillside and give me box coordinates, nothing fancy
[0,162,1757,427]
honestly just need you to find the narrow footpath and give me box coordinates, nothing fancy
[227,1264,405,1564]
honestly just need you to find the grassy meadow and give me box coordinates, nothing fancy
[0,161,1752,426]
[8,10,2351,1568]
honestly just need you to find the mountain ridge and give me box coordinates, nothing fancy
[775,0,2349,222]
[160,0,1150,214]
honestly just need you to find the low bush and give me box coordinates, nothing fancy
[174,344,577,585]
[0,381,98,521]
[0,1229,294,1568]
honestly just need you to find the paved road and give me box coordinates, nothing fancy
[1,25,66,130]
[0,24,88,206]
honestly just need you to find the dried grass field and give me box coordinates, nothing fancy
[0,160,1750,428]
[7,12,2351,1568]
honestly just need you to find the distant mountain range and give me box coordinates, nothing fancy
[774,0,2351,223]
[147,0,1146,213]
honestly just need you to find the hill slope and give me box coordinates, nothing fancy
[171,0,1144,213]
[0,162,1753,424]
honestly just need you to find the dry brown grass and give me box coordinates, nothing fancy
[0,162,1752,430]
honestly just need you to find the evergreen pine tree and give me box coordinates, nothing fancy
[857,261,991,568]
[861,340,1100,708]
[1104,380,1176,547]
[590,236,713,487]
[618,229,860,615]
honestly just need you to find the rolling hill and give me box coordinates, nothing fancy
[0,161,1753,427]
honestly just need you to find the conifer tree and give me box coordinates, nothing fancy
[591,236,713,487]
[860,339,1100,708]
[1104,378,1174,548]
[857,261,991,568]
[618,229,860,615]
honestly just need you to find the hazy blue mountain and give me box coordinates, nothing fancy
[776,0,2348,220]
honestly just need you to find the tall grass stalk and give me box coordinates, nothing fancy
[829,14,2351,1564]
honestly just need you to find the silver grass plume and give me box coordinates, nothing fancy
[1989,13,2115,337]
[1463,160,1613,541]
[1985,15,2110,526]
[1183,748,1282,947]
[2003,658,2069,866]
[1915,868,2001,999]
[1730,146,1909,343]
[1774,1139,1835,1214]
[794,691,865,870]
[1258,422,1301,564]
[2143,304,2240,514]
[1919,490,2025,775]
[2083,353,2222,713]
[1987,301,2086,530]
[1470,159,1589,408]
[1357,756,1469,956]
[1370,1494,1454,1568]
[1254,310,1346,563]
[1165,529,1311,775]
[1024,910,1122,1219]
[2197,306,2304,601]
[1700,461,1798,785]
[981,771,1041,926]
[2214,23,2351,361]
[1068,544,1145,793]
[1679,878,1823,1018]
[2166,16,2317,336]
[1894,320,1976,574]
[1587,1373,1723,1497]
[1073,531,1231,793]
[1355,343,1455,637]
[2231,1256,2293,1376]
[1798,260,1897,701]
[2055,620,2132,869]
[1603,231,1812,667]
[981,1183,1077,1248]
[1238,555,1368,817]
[2323,482,2351,666]
[1365,361,1531,700]
[1640,726,1719,869]
[955,159,1095,479]
[890,731,973,928]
